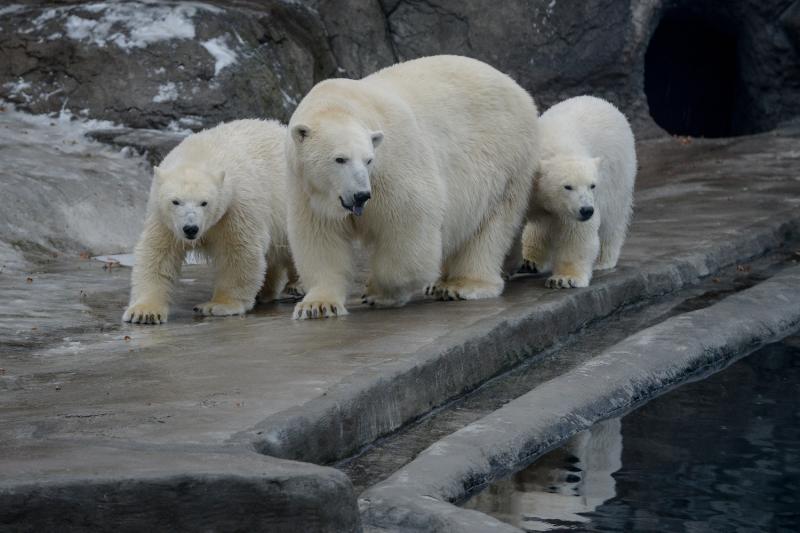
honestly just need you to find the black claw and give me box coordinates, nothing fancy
[565,455,580,463]
[331,305,337,315]
[566,474,581,483]
[305,309,312,318]
[569,280,576,288]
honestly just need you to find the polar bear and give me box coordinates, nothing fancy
[285,55,540,319]
[122,119,298,324]
[522,96,636,288]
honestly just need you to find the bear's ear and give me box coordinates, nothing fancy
[370,130,384,148]
[292,124,311,144]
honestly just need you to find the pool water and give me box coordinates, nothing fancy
[463,334,800,532]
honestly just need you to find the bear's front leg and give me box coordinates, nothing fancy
[290,216,353,319]
[195,237,266,316]
[123,221,184,325]
[546,220,600,289]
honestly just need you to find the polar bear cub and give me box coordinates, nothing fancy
[523,96,636,288]
[123,119,298,324]
[285,55,540,319]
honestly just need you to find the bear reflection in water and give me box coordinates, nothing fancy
[463,418,622,532]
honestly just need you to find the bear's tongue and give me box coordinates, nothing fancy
[352,204,364,216]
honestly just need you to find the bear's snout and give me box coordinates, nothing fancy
[183,224,200,239]
[579,206,594,221]
[340,191,372,216]
[353,191,371,206]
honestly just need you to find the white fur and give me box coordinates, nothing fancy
[523,96,636,288]
[122,119,298,324]
[286,55,540,319]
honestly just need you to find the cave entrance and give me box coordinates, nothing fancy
[645,12,740,137]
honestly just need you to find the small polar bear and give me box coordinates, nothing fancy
[522,96,636,288]
[285,55,540,319]
[123,119,299,324]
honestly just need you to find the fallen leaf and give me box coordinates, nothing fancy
[736,264,751,273]
[711,277,721,283]
[79,251,91,260]
[124,335,131,342]
[26,277,33,283]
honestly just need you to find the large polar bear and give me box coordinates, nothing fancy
[286,55,540,319]
[123,119,298,324]
[522,96,636,288]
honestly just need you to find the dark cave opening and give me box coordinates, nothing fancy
[645,13,741,138]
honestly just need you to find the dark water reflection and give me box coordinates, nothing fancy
[463,334,800,532]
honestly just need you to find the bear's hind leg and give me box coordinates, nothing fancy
[595,215,629,271]
[433,204,521,301]
[195,238,266,316]
[364,222,441,307]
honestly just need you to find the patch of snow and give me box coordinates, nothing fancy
[152,82,178,103]
[280,89,297,110]
[178,116,204,128]
[3,78,33,102]
[166,120,193,135]
[201,36,238,76]
[59,2,220,50]
[0,5,25,17]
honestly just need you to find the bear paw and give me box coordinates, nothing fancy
[519,259,540,274]
[426,278,503,301]
[545,275,589,289]
[293,299,347,320]
[193,300,248,316]
[361,292,410,308]
[123,302,169,325]
[284,282,305,299]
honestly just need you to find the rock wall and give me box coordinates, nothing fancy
[2,0,799,136]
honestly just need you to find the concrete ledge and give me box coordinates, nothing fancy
[0,446,361,533]
[239,215,800,464]
[359,265,800,532]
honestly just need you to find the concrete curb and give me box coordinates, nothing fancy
[0,446,362,532]
[358,265,800,532]
[236,214,800,465]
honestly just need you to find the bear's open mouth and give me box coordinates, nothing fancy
[340,196,365,216]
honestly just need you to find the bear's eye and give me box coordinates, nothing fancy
[590,184,596,189]
[200,201,208,207]
[172,199,180,205]
[564,185,573,191]
[366,158,373,165]
[335,157,347,164]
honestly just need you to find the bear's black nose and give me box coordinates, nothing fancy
[579,206,594,221]
[353,191,371,207]
[183,225,199,239]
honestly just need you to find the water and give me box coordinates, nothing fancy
[463,334,800,532]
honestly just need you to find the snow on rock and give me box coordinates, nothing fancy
[12,1,224,51]
[153,82,178,103]
[201,36,239,76]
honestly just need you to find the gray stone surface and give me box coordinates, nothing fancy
[1,445,361,532]
[0,106,150,271]
[2,125,799,479]
[359,266,800,532]
[86,128,187,165]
